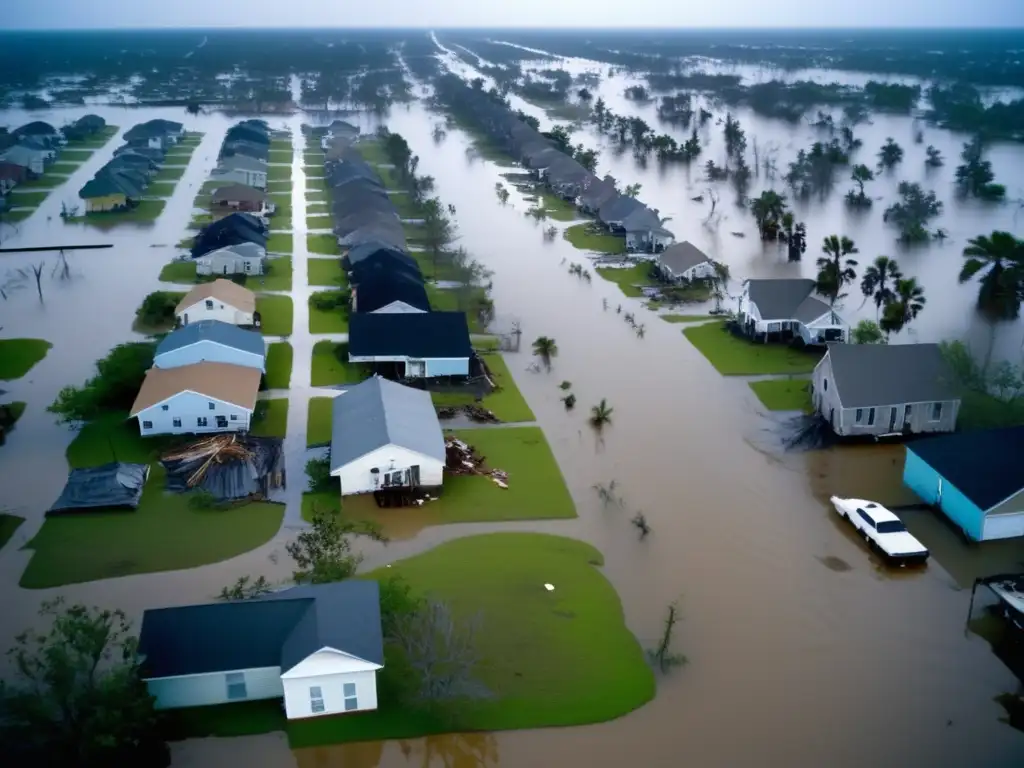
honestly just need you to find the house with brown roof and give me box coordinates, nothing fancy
[129,362,262,436]
[175,279,257,327]
[210,183,273,215]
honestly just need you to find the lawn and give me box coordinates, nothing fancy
[432,352,535,422]
[683,322,823,375]
[305,176,327,193]
[424,285,488,334]
[50,161,84,172]
[270,139,292,152]
[306,214,333,230]
[19,413,284,589]
[152,165,188,183]
[264,342,293,389]
[306,396,335,446]
[266,232,293,254]
[0,338,52,380]
[268,150,293,163]
[147,181,178,197]
[256,295,294,336]
[958,390,1024,431]
[388,191,424,219]
[353,139,390,165]
[564,223,626,255]
[302,426,574,526]
[57,148,93,161]
[3,209,34,222]
[306,190,328,203]
[17,169,73,189]
[308,293,349,334]
[269,192,291,216]
[68,199,166,226]
[531,191,577,222]
[303,151,325,165]
[250,398,288,438]
[0,514,25,552]
[8,190,50,207]
[661,314,715,323]
[595,263,655,298]
[307,233,341,256]
[266,180,291,192]
[157,258,290,291]
[311,341,369,386]
[307,257,347,287]
[749,378,813,412]
[158,260,197,283]
[267,164,292,182]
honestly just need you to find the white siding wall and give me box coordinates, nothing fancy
[196,253,265,276]
[211,168,268,189]
[371,301,428,314]
[282,669,378,719]
[147,666,283,710]
[983,512,1024,541]
[177,299,254,326]
[332,444,444,495]
[136,391,253,436]
[154,341,264,372]
[811,354,844,430]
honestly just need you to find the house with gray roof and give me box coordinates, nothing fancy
[329,375,446,496]
[154,319,266,372]
[811,342,960,437]
[657,242,716,282]
[137,580,384,719]
[0,144,48,175]
[621,207,675,253]
[738,278,848,345]
[194,242,267,277]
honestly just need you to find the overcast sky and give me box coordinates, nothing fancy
[4,0,1023,29]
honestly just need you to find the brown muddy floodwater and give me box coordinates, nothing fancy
[2,59,1024,768]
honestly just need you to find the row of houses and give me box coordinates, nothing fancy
[79,119,184,212]
[189,212,270,278]
[0,117,106,195]
[208,119,274,215]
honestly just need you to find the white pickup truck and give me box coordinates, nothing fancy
[830,497,930,567]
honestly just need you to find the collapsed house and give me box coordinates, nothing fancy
[160,434,285,500]
[48,462,150,516]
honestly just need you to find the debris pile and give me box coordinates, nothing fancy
[444,437,510,489]
[435,403,500,423]
[161,434,285,500]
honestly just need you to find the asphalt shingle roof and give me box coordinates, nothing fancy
[746,278,820,320]
[353,271,429,313]
[349,311,472,359]
[825,342,958,409]
[907,426,1024,511]
[156,320,266,358]
[330,375,446,470]
[659,242,712,274]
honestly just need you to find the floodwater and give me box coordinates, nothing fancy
[1,49,1023,768]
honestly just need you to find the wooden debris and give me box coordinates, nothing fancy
[161,434,256,489]
[444,437,509,487]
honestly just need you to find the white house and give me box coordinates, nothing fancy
[154,320,266,372]
[194,242,267,277]
[129,362,261,436]
[329,376,446,495]
[175,279,257,327]
[656,241,716,282]
[738,278,849,345]
[137,581,384,720]
[211,154,268,189]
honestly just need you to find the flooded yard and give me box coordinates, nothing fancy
[2,47,1024,768]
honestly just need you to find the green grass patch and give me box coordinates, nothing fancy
[17,169,73,189]
[256,256,293,292]
[311,341,369,386]
[388,191,424,219]
[0,338,52,380]
[532,191,577,222]
[595,263,655,298]
[424,284,488,334]
[449,116,518,167]
[250,398,288,438]
[352,139,390,165]
[564,223,626,255]
[306,396,334,446]
[3,209,34,222]
[58,148,93,160]
[958,390,1024,431]
[152,165,188,183]
[268,149,292,163]
[683,322,823,375]
[432,352,535,422]
[661,314,715,323]
[50,161,85,172]
[266,232,293,254]
[749,378,813,412]
[20,413,284,589]
[0,513,25,552]
[308,293,349,334]
[307,258,347,287]
[256,295,293,336]
[306,214,333,230]
[303,151,325,165]
[264,343,293,390]
[162,700,286,741]
[147,181,178,197]
[158,260,197,283]
[305,190,328,202]
[69,199,166,226]
[267,164,291,182]
[305,176,327,193]
[266,180,291,192]
[307,233,341,255]
[7,190,49,207]
[270,138,292,152]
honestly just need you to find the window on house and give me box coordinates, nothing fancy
[208,402,215,410]
[244,261,252,272]
[161,404,169,411]
[197,417,208,427]
[309,686,325,714]
[230,414,238,421]
[823,379,828,392]
[172,417,182,428]
[225,672,247,700]
[931,403,942,421]
[855,408,864,424]
[867,408,876,426]
[205,299,214,309]
[342,682,358,711]
[142,420,153,429]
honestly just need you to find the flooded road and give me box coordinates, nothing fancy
[2,57,1024,768]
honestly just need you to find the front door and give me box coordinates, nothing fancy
[406,360,426,377]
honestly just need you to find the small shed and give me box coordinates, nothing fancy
[48,462,150,516]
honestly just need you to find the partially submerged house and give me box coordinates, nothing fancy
[138,580,384,718]
[0,144,48,175]
[175,279,257,327]
[329,376,445,496]
[904,426,1024,541]
[79,171,142,212]
[130,361,262,436]
[212,154,268,190]
[192,213,268,258]
[738,278,849,345]
[348,312,472,378]
[195,242,267,277]
[154,320,266,372]
[124,119,183,150]
[221,139,269,162]
[577,175,618,214]
[621,207,674,253]
[211,183,273,214]
[811,342,960,437]
[13,120,62,146]
[656,241,715,282]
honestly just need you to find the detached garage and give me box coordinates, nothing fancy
[903,426,1024,542]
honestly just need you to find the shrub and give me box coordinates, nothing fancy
[310,289,350,312]
[305,456,332,492]
[48,342,156,424]
[135,291,181,327]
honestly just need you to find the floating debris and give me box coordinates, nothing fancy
[544,583,555,591]
[445,437,510,487]
[436,403,500,423]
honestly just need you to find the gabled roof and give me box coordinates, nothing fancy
[226,124,270,145]
[354,271,429,313]
[130,362,261,415]
[0,145,45,166]
[579,175,618,207]
[343,224,406,250]
[18,136,52,152]
[622,206,669,235]
[349,311,472,359]
[211,184,269,204]
[659,241,712,274]
[334,210,401,237]
[598,194,644,222]
[175,279,257,314]
[13,121,57,136]
[221,141,268,160]
[824,342,958,409]
[217,154,268,172]
[330,375,446,470]
[156,320,266,359]
[346,243,418,271]
[907,427,1024,512]
[138,580,383,679]
[74,114,106,130]
[197,242,266,262]
[80,175,129,199]
[746,278,819,320]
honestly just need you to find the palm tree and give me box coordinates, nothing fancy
[850,164,874,196]
[959,231,1024,321]
[859,256,902,316]
[815,235,859,306]
[590,399,614,428]
[749,190,788,240]
[880,277,926,337]
[531,336,558,369]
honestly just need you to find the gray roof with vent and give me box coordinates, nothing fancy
[659,241,712,274]
[825,342,958,408]
[156,320,265,358]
